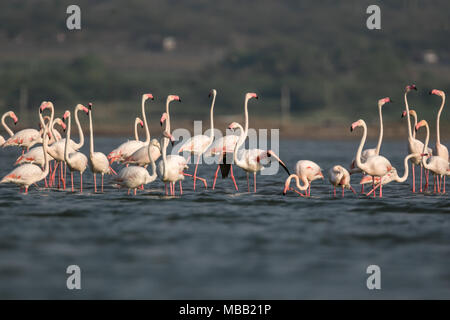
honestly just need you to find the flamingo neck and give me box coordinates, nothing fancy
[233,123,247,168]
[38,111,50,177]
[421,123,430,169]
[142,97,150,144]
[355,122,368,171]
[412,113,417,139]
[74,107,84,149]
[1,112,14,136]
[244,96,250,134]
[436,95,445,144]
[395,154,415,182]
[147,143,157,181]
[375,103,383,155]
[64,115,71,164]
[134,118,140,141]
[404,92,413,140]
[165,97,171,133]
[209,92,216,140]
[88,109,95,156]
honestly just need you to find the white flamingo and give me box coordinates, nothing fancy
[1,111,18,146]
[328,165,356,197]
[415,120,448,193]
[108,94,154,164]
[178,89,217,190]
[283,160,323,197]
[114,140,159,195]
[63,108,88,193]
[351,119,393,198]
[88,103,117,193]
[229,121,290,193]
[0,109,50,193]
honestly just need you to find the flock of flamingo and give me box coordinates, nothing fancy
[0,85,448,198]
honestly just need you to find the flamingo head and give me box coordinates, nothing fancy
[62,110,70,122]
[168,95,181,103]
[350,119,363,132]
[57,118,67,132]
[143,93,154,101]
[266,150,291,175]
[88,102,93,110]
[283,175,295,195]
[139,119,144,128]
[209,89,217,98]
[415,119,427,132]
[246,92,259,100]
[75,104,89,115]
[9,111,18,124]
[429,89,445,97]
[160,112,168,126]
[406,84,417,92]
[39,101,49,113]
[163,130,175,146]
[228,122,240,131]
[379,97,392,107]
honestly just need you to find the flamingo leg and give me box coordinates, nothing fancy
[182,173,207,188]
[289,187,305,197]
[379,180,383,198]
[443,176,446,194]
[127,189,130,195]
[134,188,137,196]
[25,186,28,194]
[247,173,250,192]
[64,162,67,189]
[212,165,220,190]
[412,163,415,193]
[93,174,97,193]
[434,175,436,193]
[44,176,48,188]
[361,184,364,194]
[253,172,256,193]
[230,164,238,191]
[366,183,380,197]
[333,186,336,197]
[349,185,357,194]
[193,155,200,191]
[59,162,63,189]
[420,166,423,192]
[80,173,83,193]
[342,185,345,198]
[71,172,74,192]
[179,181,183,195]
[101,174,104,193]
[165,184,168,196]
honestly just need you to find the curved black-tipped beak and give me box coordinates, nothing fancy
[429,91,432,95]
[178,98,182,102]
[280,162,290,176]
[160,121,163,127]
[88,103,93,110]
[350,126,354,132]
[14,121,17,125]
[413,86,417,91]
[171,140,175,147]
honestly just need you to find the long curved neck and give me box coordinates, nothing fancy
[244,96,250,135]
[375,104,383,155]
[436,95,445,144]
[209,93,216,140]
[412,113,417,139]
[148,144,157,180]
[1,113,14,136]
[294,175,309,191]
[65,115,71,163]
[355,122,368,171]
[233,123,247,168]
[142,97,150,144]
[421,123,430,169]
[395,154,414,182]
[73,108,84,149]
[165,98,171,133]
[88,109,94,155]
[404,92,413,140]
[162,99,172,179]
[38,112,49,177]
[134,118,140,141]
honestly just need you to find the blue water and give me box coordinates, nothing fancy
[0,138,449,299]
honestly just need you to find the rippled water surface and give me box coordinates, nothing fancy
[0,138,449,299]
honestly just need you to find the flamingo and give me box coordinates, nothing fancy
[328,165,356,197]
[108,94,154,164]
[133,117,144,141]
[3,102,47,153]
[178,89,218,190]
[0,108,50,193]
[88,103,116,193]
[351,119,393,198]
[350,97,392,174]
[415,120,448,193]
[122,93,161,167]
[114,140,159,195]
[283,160,323,197]
[63,108,88,193]
[210,93,257,191]
[229,121,290,193]
[1,111,18,146]
[430,89,449,189]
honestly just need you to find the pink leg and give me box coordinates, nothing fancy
[80,173,83,193]
[230,165,238,191]
[64,163,67,189]
[434,176,436,193]
[349,185,357,194]
[342,186,345,198]
[253,172,256,193]
[183,173,207,188]
[25,186,28,194]
[443,176,446,194]
[94,174,97,193]
[379,181,383,198]
[193,156,200,191]
[333,186,336,197]
[101,174,104,193]
[44,176,48,188]
[212,165,220,190]
[247,173,250,192]
[179,181,183,195]
[366,183,381,197]
[412,164,415,193]
[289,187,305,197]
[361,184,364,194]
[71,172,74,192]
[165,184,168,196]
[420,166,423,192]
[134,188,137,196]
[128,189,130,195]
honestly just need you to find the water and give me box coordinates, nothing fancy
[0,138,449,299]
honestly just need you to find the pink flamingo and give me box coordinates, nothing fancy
[430,89,448,190]
[1,111,18,146]
[283,160,323,197]
[0,108,50,193]
[63,108,88,193]
[88,103,117,193]
[328,165,356,197]
[178,89,218,190]
[229,121,290,193]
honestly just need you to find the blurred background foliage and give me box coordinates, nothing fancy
[0,0,449,134]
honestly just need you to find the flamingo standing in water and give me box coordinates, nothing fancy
[328,165,356,197]
[430,89,449,190]
[63,108,88,193]
[283,160,323,197]
[88,103,116,193]
[0,108,50,193]
[1,111,18,146]
[108,94,154,164]
[178,89,218,190]
[415,120,448,193]
[3,102,47,153]
[229,121,290,193]
[114,139,159,195]
[351,119,393,198]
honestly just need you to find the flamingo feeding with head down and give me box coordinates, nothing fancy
[108,94,154,164]
[114,139,159,195]
[351,119,393,198]
[415,119,448,194]
[63,108,88,193]
[0,108,50,193]
[328,165,356,197]
[229,121,290,193]
[283,160,323,197]
[178,89,218,190]
[88,103,117,193]
[1,111,18,146]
